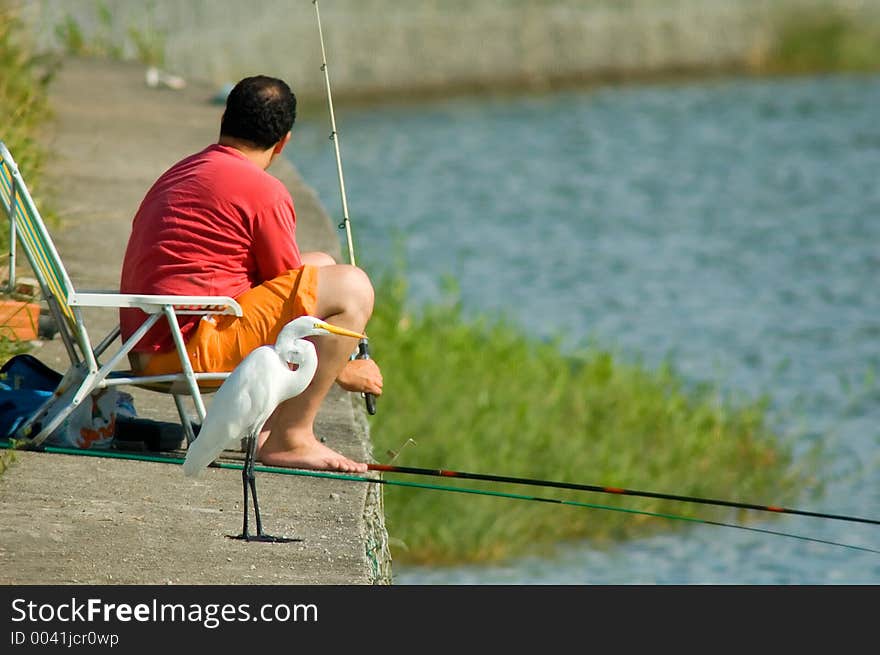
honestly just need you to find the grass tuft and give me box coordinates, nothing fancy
[366,273,818,564]
[0,3,55,367]
[760,5,880,74]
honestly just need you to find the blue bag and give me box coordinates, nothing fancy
[0,354,136,448]
[0,354,60,439]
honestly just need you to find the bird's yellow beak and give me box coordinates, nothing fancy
[315,321,366,340]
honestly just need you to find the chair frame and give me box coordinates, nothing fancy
[0,140,241,448]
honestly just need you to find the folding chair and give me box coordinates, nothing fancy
[0,140,241,448]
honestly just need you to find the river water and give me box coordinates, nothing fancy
[288,73,880,584]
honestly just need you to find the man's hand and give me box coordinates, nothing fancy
[336,358,383,395]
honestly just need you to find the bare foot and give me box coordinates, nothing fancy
[258,436,367,473]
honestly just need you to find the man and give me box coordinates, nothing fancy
[119,75,382,473]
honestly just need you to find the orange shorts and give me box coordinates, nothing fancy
[139,265,319,376]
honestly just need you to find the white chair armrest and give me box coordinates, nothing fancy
[69,291,243,316]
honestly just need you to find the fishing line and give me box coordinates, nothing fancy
[3,441,876,555]
[312,0,376,415]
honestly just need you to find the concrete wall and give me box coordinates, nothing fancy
[20,1,880,100]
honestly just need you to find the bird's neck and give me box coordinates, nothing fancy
[297,354,318,383]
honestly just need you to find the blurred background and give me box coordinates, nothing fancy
[22,0,880,101]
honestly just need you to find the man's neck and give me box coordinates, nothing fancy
[217,136,275,170]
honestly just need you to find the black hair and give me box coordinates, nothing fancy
[219,75,297,149]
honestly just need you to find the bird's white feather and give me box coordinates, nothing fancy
[183,346,286,476]
[182,316,327,476]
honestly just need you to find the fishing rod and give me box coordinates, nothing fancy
[313,0,376,415]
[3,440,876,555]
[368,463,880,527]
[275,466,879,555]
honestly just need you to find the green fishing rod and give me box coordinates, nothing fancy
[368,463,880,527]
[313,0,376,415]
[2,441,877,555]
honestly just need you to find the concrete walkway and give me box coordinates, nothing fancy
[0,57,391,584]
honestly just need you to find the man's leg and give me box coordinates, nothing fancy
[300,251,336,267]
[258,263,375,472]
[301,251,383,395]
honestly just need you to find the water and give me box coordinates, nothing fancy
[287,73,880,584]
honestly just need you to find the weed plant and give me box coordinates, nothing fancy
[367,274,817,564]
[54,1,166,67]
[0,4,54,202]
[764,4,880,74]
[0,4,55,366]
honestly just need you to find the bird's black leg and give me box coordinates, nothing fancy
[248,450,265,538]
[228,433,254,541]
[241,453,251,538]
[228,430,299,543]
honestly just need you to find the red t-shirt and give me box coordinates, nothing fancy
[119,144,303,352]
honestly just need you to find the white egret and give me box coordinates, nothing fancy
[182,315,366,542]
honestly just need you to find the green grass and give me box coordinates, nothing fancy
[366,273,819,564]
[762,5,880,74]
[54,0,166,67]
[0,4,55,196]
[0,4,55,367]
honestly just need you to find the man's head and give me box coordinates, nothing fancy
[220,75,297,150]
